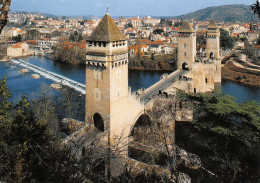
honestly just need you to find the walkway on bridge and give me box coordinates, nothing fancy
[10,59,86,94]
[139,69,187,103]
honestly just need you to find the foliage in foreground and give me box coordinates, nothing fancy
[0,75,81,182]
[0,76,173,183]
[176,90,260,183]
[1,74,259,182]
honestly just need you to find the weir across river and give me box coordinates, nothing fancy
[10,59,86,94]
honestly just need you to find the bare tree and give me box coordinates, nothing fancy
[0,0,11,34]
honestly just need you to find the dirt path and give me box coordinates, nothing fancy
[229,59,260,72]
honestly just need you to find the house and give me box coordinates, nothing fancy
[149,44,161,54]
[35,38,56,52]
[161,45,176,54]
[25,40,37,49]
[7,42,29,57]
[234,41,245,50]
[128,45,149,56]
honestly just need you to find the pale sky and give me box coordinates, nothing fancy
[11,0,253,16]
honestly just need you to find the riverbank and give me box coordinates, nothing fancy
[129,56,176,71]
[0,55,12,62]
[221,64,260,87]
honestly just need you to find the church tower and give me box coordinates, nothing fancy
[177,21,196,71]
[206,19,220,59]
[85,13,128,133]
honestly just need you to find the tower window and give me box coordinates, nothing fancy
[184,52,186,56]
[194,88,197,93]
[94,42,97,47]
[103,42,106,47]
[98,42,102,47]
[184,43,186,48]
[205,78,208,83]
[89,41,93,47]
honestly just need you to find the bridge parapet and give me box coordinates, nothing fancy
[139,69,188,103]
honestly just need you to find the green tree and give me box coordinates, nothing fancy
[220,28,235,50]
[126,22,133,28]
[12,34,22,42]
[0,75,11,115]
[176,90,260,182]
[0,76,79,182]
[153,29,164,35]
[151,53,155,60]
[69,31,83,42]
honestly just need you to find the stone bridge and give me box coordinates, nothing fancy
[139,69,187,103]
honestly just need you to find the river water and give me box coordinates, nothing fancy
[0,56,259,103]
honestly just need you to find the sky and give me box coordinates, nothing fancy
[11,0,253,17]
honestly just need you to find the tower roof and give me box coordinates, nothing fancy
[179,21,195,33]
[208,19,218,29]
[86,14,128,42]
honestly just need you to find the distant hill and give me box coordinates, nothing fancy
[174,4,259,22]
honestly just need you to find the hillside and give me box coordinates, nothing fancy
[174,4,258,22]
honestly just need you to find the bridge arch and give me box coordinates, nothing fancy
[129,113,152,138]
[93,113,104,132]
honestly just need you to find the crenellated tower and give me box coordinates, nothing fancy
[177,21,196,71]
[85,13,145,177]
[85,13,129,133]
[206,19,220,59]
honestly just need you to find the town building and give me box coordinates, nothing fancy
[7,42,29,57]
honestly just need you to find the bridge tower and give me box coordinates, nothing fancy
[85,12,129,176]
[85,12,128,134]
[177,21,196,71]
[206,19,220,59]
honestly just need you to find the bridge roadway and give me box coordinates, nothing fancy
[10,59,86,94]
[139,69,187,103]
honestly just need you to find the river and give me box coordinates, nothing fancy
[0,56,259,103]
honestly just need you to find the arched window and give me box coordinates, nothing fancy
[93,113,104,132]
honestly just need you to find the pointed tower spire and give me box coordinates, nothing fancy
[179,21,195,33]
[208,19,218,29]
[86,14,127,42]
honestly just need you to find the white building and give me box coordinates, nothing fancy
[143,16,160,26]
[7,42,29,57]
[127,18,142,28]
